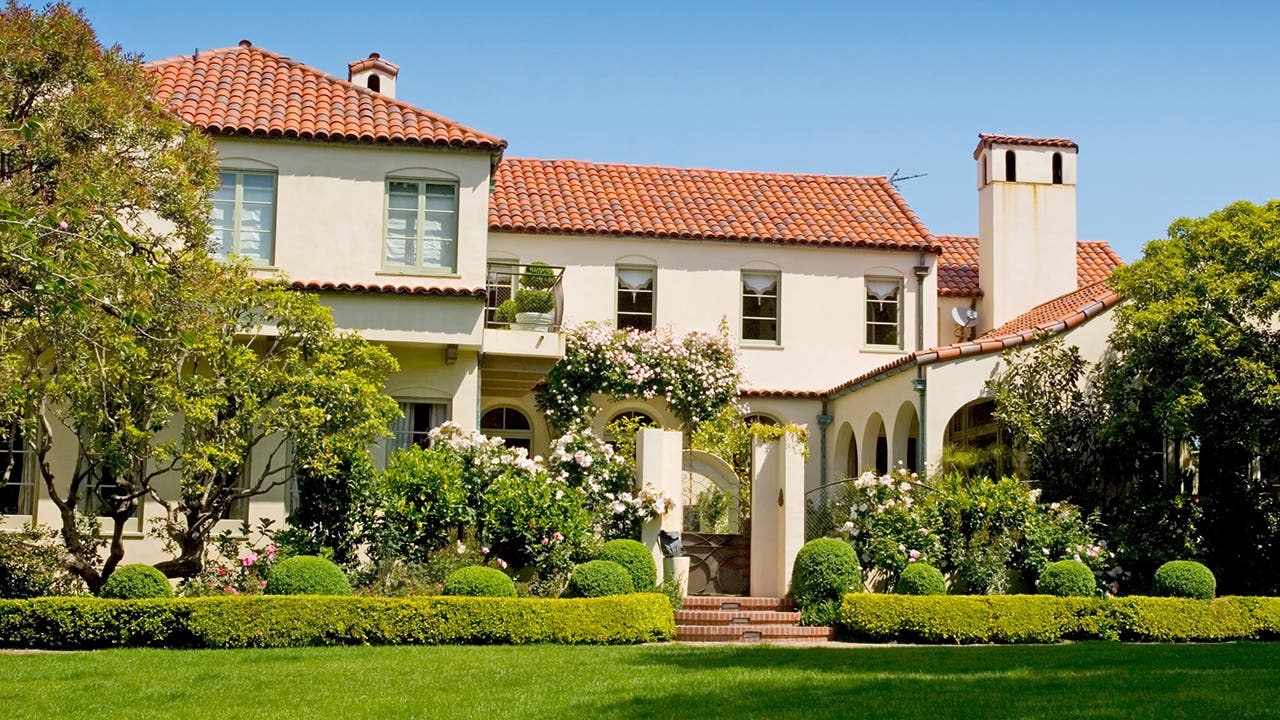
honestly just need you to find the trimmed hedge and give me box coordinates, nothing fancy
[442,567,517,598]
[840,594,1280,644]
[597,539,657,591]
[790,538,861,609]
[895,563,947,596]
[265,556,351,596]
[1037,560,1096,598]
[0,594,675,649]
[100,565,172,600]
[566,560,634,598]
[1153,561,1216,600]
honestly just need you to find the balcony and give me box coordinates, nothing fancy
[482,262,566,397]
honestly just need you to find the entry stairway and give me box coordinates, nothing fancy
[675,596,834,642]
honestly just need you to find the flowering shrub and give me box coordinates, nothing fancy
[176,521,280,597]
[821,468,1117,594]
[547,427,671,538]
[537,322,743,431]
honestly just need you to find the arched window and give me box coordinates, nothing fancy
[481,407,533,451]
[743,414,778,427]
[608,410,655,428]
[367,75,381,92]
[981,157,988,186]
[1052,152,1063,185]
[1004,150,1017,182]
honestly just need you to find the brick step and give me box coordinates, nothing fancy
[675,609,803,626]
[674,624,834,643]
[681,596,795,612]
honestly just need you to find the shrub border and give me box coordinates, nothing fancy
[840,594,1280,644]
[0,593,674,649]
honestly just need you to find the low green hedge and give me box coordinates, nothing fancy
[0,593,675,650]
[840,594,1280,644]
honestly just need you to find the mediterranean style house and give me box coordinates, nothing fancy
[0,42,1123,562]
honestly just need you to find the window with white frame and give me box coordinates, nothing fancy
[865,277,903,348]
[741,271,780,343]
[616,266,656,331]
[210,170,276,263]
[387,401,450,464]
[480,407,533,452]
[486,260,519,324]
[384,180,458,274]
[0,425,34,517]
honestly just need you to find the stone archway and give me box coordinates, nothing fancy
[682,449,750,595]
[834,421,856,478]
[863,413,888,475]
[892,401,920,474]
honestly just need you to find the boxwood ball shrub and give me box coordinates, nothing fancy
[790,538,861,609]
[895,562,946,596]
[1038,559,1097,597]
[99,564,172,599]
[442,566,517,598]
[566,560,634,598]
[596,539,656,591]
[1153,560,1216,600]
[265,556,351,596]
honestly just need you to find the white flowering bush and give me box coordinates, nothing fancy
[820,468,1118,595]
[547,427,674,538]
[537,322,744,431]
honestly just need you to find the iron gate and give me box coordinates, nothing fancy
[683,532,750,595]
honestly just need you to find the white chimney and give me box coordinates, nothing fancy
[348,52,399,98]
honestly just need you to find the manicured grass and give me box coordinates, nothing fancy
[4,642,1280,718]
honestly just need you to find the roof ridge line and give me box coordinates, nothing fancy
[501,156,892,183]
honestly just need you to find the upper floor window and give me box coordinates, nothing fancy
[1004,150,1017,182]
[741,271,780,344]
[210,170,276,264]
[385,180,458,274]
[1052,152,1064,184]
[865,278,903,348]
[1,425,34,518]
[616,266,656,331]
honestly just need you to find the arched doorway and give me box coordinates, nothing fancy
[943,399,1012,476]
[834,421,856,478]
[893,402,920,474]
[682,449,751,595]
[864,413,888,475]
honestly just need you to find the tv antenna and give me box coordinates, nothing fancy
[889,168,928,188]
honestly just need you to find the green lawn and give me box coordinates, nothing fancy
[3,642,1279,719]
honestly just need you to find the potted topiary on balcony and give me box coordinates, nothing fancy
[494,299,518,328]
[514,262,556,331]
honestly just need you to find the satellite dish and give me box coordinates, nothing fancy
[952,306,979,328]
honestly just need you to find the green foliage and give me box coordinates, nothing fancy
[265,556,351,596]
[1153,560,1216,599]
[514,288,554,314]
[0,526,85,598]
[895,563,946,596]
[655,574,684,611]
[100,565,172,599]
[538,322,743,432]
[596,539,656,592]
[283,448,376,565]
[494,300,518,324]
[481,466,591,579]
[1038,560,1097,597]
[372,446,471,564]
[521,262,557,289]
[790,538,861,609]
[566,560,634,598]
[442,567,517,598]
[0,594,676,649]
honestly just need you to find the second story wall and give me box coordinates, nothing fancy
[488,232,940,392]
[212,137,494,291]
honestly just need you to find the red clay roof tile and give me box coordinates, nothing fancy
[146,43,504,151]
[935,235,1123,297]
[490,158,940,251]
[973,133,1078,159]
[290,280,485,297]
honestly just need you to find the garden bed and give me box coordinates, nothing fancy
[840,594,1280,643]
[0,593,674,649]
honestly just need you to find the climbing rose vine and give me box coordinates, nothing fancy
[537,322,744,431]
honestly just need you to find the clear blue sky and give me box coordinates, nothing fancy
[77,0,1280,260]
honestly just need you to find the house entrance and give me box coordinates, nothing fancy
[680,450,750,595]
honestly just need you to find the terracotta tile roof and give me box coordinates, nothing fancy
[740,388,826,399]
[146,42,505,151]
[290,280,485,297]
[973,133,1078,159]
[935,235,1123,297]
[825,280,1122,396]
[490,158,940,252]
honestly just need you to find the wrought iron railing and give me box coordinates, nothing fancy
[485,262,566,331]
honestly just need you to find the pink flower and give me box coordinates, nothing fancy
[224,587,239,595]
[482,546,490,555]
[909,550,921,560]
[58,220,68,230]
[265,544,276,559]
[541,537,549,545]
[497,559,508,570]
[242,553,258,567]
[261,580,268,588]
[552,532,564,542]
[217,567,227,576]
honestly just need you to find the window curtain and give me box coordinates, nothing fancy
[866,280,900,301]
[743,274,777,295]
[617,268,654,302]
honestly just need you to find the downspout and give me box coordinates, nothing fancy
[817,402,832,488]
[913,256,931,478]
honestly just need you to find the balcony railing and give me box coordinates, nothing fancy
[485,262,566,331]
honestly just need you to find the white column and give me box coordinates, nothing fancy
[750,435,806,598]
[638,428,684,583]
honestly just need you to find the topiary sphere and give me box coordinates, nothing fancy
[565,560,634,598]
[1037,559,1097,597]
[895,562,947,596]
[264,555,351,596]
[789,538,861,609]
[442,566,517,598]
[1153,560,1216,600]
[596,539,656,591]
[100,564,172,599]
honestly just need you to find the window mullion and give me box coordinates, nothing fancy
[231,171,243,255]
[417,181,427,272]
